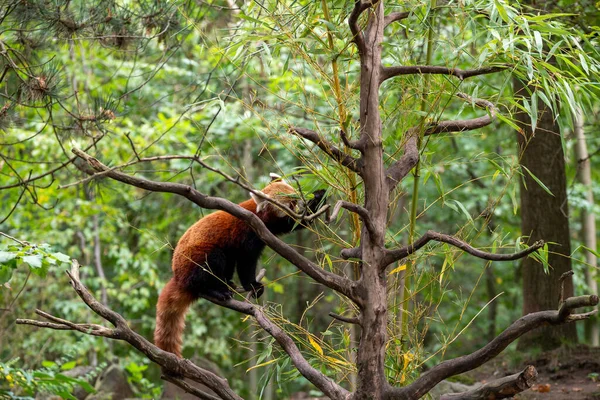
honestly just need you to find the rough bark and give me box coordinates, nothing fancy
[440,365,538,400]
[514,78,578,349]
[353,2,389,399]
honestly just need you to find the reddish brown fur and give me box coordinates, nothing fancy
[154,182,299,358]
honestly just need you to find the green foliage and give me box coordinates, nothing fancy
[0,236,71,285]
[0,0,598,397]
[0,358,97,399]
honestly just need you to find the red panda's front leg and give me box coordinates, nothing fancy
[236,249,264,298]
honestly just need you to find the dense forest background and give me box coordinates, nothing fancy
[0,0,599,398]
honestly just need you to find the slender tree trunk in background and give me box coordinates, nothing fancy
[573,107,599,347]
[485,264,497,342]
[514,79,578,350]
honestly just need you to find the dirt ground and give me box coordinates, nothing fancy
[466,346,600,400]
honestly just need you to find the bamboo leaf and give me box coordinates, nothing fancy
[246,358,277,372]
[308,335,324,355]
[522,166,554,197]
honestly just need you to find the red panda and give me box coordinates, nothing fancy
[154,176,325,357]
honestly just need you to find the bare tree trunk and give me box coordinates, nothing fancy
[573,107,599,347]
[514,78,578,350]
[354,3,389,398]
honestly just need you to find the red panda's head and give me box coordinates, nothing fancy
[250,174,298,217]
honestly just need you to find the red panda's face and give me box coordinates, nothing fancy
[250,180,298,217]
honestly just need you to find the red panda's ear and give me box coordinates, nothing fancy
[269,173,283,182]
[250,192,269,212]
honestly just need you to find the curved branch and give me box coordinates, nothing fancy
[424,93,496,136]
[380,65,506,84]
[71,148,359,303]
[329,312,361,326]
[383,230,544,266]
[196,271,350,400]
[63,154,329,222]
[388,295,599,399]
[386,93,496,191]
[440,365,538,400]
[18,261,243,400]
[384,11,410,28]
[340,129,364,151]
[329,200,376,239]
[385,128,419,190]
[289,127,362,173]
[348,0,372,54]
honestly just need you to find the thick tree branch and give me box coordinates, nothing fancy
[340,246,361,260]
[440,365,538,400]
[71,148,359,303]
[329,200,376,239]
[383,230,544,266]
[384,11,410,28]
[289,127,362,173]
[380,65,505,84]
[63,154,329,222]
[388,294,599,399]
[348,0,372,54]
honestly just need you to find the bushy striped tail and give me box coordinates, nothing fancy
[154,278,195,358]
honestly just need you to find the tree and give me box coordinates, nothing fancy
[4,0,600,399]
[514,78,578,349]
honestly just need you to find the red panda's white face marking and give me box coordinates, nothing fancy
[250,179,298,217]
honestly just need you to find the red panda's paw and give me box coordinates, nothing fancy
[205,289,233,302]
[245,282,264,299]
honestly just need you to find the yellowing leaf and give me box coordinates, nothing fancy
[325,356,351,366]
[246,358,277,372]
[308,335,324,355]
[492,170,500,181]
[388,264,406,275]
[402,352,414,369]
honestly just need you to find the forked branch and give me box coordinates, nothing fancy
[384,11,410,28]
[383,230,545,266]
[388,294,599,399]
[386,93,496,190]
[17,262,350,400]
[71,148,359,303]
[289,127,362,173]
